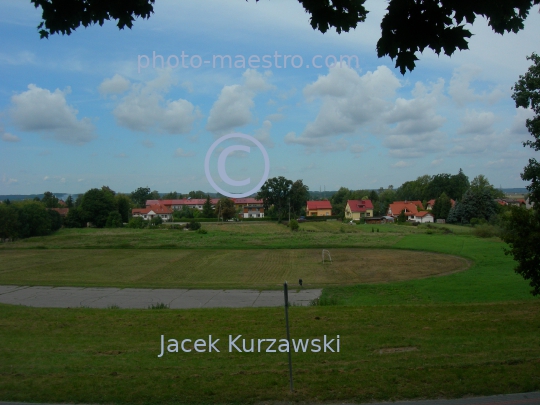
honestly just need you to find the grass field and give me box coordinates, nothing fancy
[0,248,468,289]
[1,302,539,404]
[1,221,539,404]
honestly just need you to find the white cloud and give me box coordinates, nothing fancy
[206,69,273,135]
[98,74,131,95]
[1,132,19,142]
[112,71,199,135]
[10,84,95,145]
[382,80,447,158]
[285,65,401,151]
[448,65,506,107]
[43,176,49,181]
[174,148,195,157]
[392,161,413,168]
[254,120,274,148]
[458,110,497,135]
[2,175,18,185]
[431,159,443,166]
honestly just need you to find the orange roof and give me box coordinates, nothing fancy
[133,204,172,215]
[306,200,332,210]
[394,200,424,210]
[415,211,433,217]
[388,202,419,216]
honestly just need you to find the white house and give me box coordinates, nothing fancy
[132,204,173,221]
[412,211,434,223]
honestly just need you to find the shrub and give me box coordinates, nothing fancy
[187,220,201,231]
[289,219,299,231]
[197,228,208,234]
[127,217,146,229]
[106,211,123,228]
[150,216,163,226]
[472,224,500,238]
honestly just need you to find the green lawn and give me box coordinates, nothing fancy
[322,233,533,305]
[0,222,539,404]
[1,302,539,404]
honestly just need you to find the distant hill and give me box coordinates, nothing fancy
[0,193,79,202]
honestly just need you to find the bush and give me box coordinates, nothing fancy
[127,217,146,229]
[197,228,208,234]
[150,216,163,226]
[472,224,500,238]
[186,220,201,231]
[106,211,123,228]
[289,219,299,231]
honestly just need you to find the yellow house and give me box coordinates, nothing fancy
[345,200,374,220]
[306,200,332,216]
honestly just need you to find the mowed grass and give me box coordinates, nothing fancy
[0,248,468,289]
[1,302,539,404]
[322,233,534,305]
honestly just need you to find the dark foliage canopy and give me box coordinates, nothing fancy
[502,53,540,296]
[30,0,540,73]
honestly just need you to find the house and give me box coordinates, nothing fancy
[426,198,456,210]
[242,204,265,218]
[394,200,424,210]
[233,198,264,210]
[387,201,420,220]
[49,208,69,217]
[306,200,332,216]
[132,204,173,221]
[412,211,434,223]
[146,199,219,211]
[345,200,374,220]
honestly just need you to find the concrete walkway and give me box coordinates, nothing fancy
[0,285,322,309]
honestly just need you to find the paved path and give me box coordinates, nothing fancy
[0,285,322,309]
[1,391,539,405]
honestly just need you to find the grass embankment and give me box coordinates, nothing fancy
[0,248,467,289]
[1,302,539,404]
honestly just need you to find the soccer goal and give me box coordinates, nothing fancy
[322,249,332,264]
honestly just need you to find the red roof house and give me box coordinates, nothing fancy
[345,200,374,220]
[306,200,332,216]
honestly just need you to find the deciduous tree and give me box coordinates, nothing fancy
[30,0,540,74]
[502,53,540,295]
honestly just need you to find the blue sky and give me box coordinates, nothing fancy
[1,0,539,195]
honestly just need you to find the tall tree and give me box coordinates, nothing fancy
[31,0,539,74]
[470,175,505,199]
[130,187,152,208]
[215,198,236,221]
[0,204,19,241]
[163,191,179,199]
[502,53,540,295]
[65,195,74,208]
[432,192,452,221]
[80,188,116,228]
[202,195,214,218]
[187,190,207,199]
[41,191,59,208]
[289,180,310,216]
[115,194,132,223]
[257,176,293,220]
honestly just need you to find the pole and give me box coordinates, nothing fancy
[289,197,291,222]
[284,282,294,392]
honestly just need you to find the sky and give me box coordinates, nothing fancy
[0,0,539,196]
